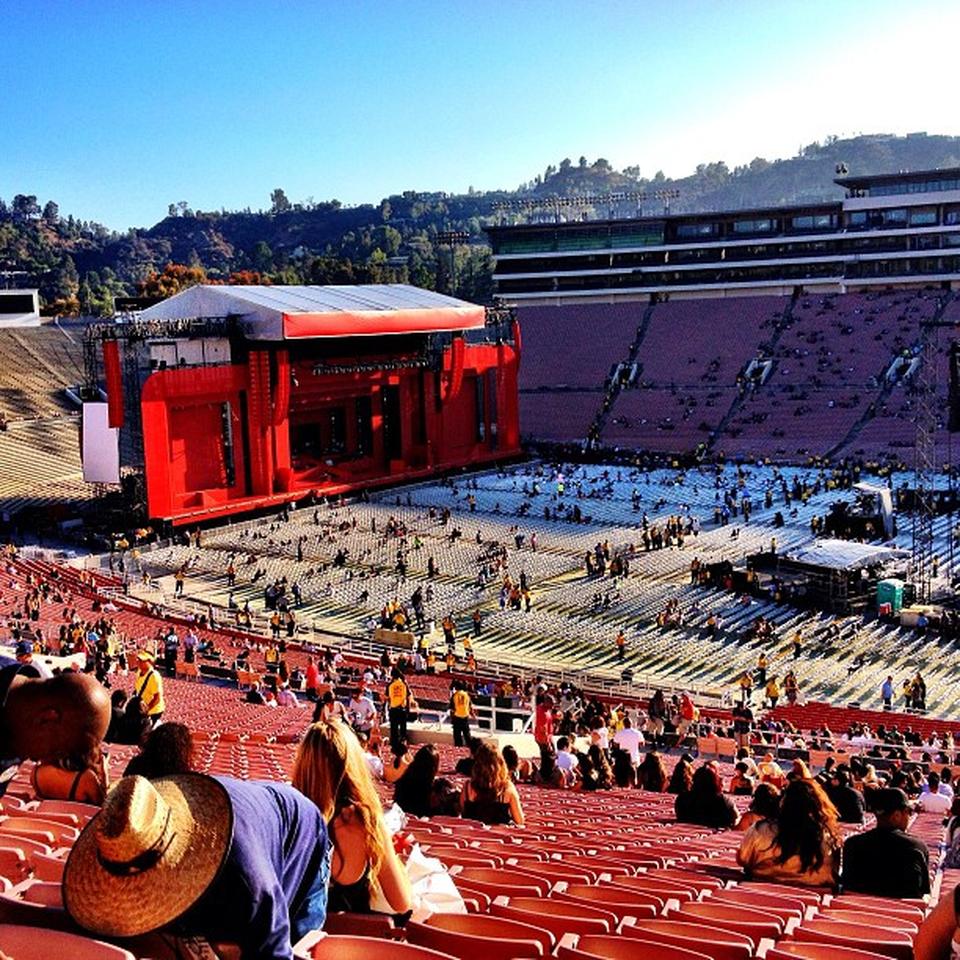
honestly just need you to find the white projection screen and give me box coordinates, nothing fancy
[82,402,120,483]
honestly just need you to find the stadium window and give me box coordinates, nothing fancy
[882,208,907,225]
[676,222,717,238]
[732,218,773,234]
[848,211,867,227]
[909,208,938,226]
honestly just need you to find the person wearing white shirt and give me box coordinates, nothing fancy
[920,771,954,813]
[612,717,644,765]
[348,690,377,734]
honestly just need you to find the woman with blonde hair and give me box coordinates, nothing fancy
[292,721,412,916]
[460,739,524,825]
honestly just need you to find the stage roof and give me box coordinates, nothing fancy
[783,538,909,572]
[139,284,486,340]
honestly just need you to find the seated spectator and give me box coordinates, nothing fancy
[915,883,960,959]
[737,778,841,888]
[736,747,759,778]
[582,742,614,791]
[827,768,865,824]
[736,783,781,833]
[382,740,413,784]
[105,689,128,743]
[461,740,524,826]
[757,752,786,787]
[611,745,637,788]
[393,743,459,817]
[64,773,329,956]
[729,761,756,796]
[124,722,194,780]
[676,763,738,828]
[276,683,298,707]
[245,680,267,705]
[454,737,480,777]
[313,689,346,724]
[787,758,814,781]
[1,667,110,789]
[668,754,695,795]
[638,750,668,792]
[293,721,412,917]
[918,770,953,814]
[359,734,384,781]
[842,787,930,899]
[536,742,561,787]
[502,744,533,784]
[33,741,109,805]
[555,736,579,787]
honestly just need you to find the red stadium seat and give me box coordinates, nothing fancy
[300,935,457,960]
[766,945,894,960]
[0,925,135,960]
[791,918,914,959]
[405,914,551,959]
[620,918,754,960]
[558,934,713,960]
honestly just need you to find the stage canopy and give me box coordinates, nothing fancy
[139,284,486,340]
[783,538,909,572]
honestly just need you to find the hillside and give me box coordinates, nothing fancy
[2,132,959,313]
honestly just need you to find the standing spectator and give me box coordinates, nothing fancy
[348,688,377,737]
[647,689,667,746]
[534,694,556,749]
[386,669,410,756]
[449,680,473,748]
[842,788,929,899]
[305,657,320,701]
[134,650,164,727]
[881,675,895,710]
[613,716,644,767]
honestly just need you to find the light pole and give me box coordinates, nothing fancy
[435,230,470,296]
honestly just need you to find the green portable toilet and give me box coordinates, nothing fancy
[877,578,904,614]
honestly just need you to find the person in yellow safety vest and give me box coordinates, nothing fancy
[757,652,768,687]
[134,650,165,726]
[445,650,455,673]
[449,680,474,747]
[386,669,409,754]
[466,653,477,674]
[616,630,626,662]
[426,650,436,674]
[765,676,781,709]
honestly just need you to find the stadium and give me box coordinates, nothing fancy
[3,163,960,958]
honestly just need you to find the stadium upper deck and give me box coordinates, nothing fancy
[487,167,960,303]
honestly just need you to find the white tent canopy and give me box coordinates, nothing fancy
[139,284,485,340]
[783,538,909,571]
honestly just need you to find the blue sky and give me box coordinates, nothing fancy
[2,0,957,229]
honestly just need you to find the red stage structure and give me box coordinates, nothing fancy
[89,285,521,526]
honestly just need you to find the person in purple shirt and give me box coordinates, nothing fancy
[65,772,330,960]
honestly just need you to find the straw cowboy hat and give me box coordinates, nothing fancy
[64,774,233,937]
